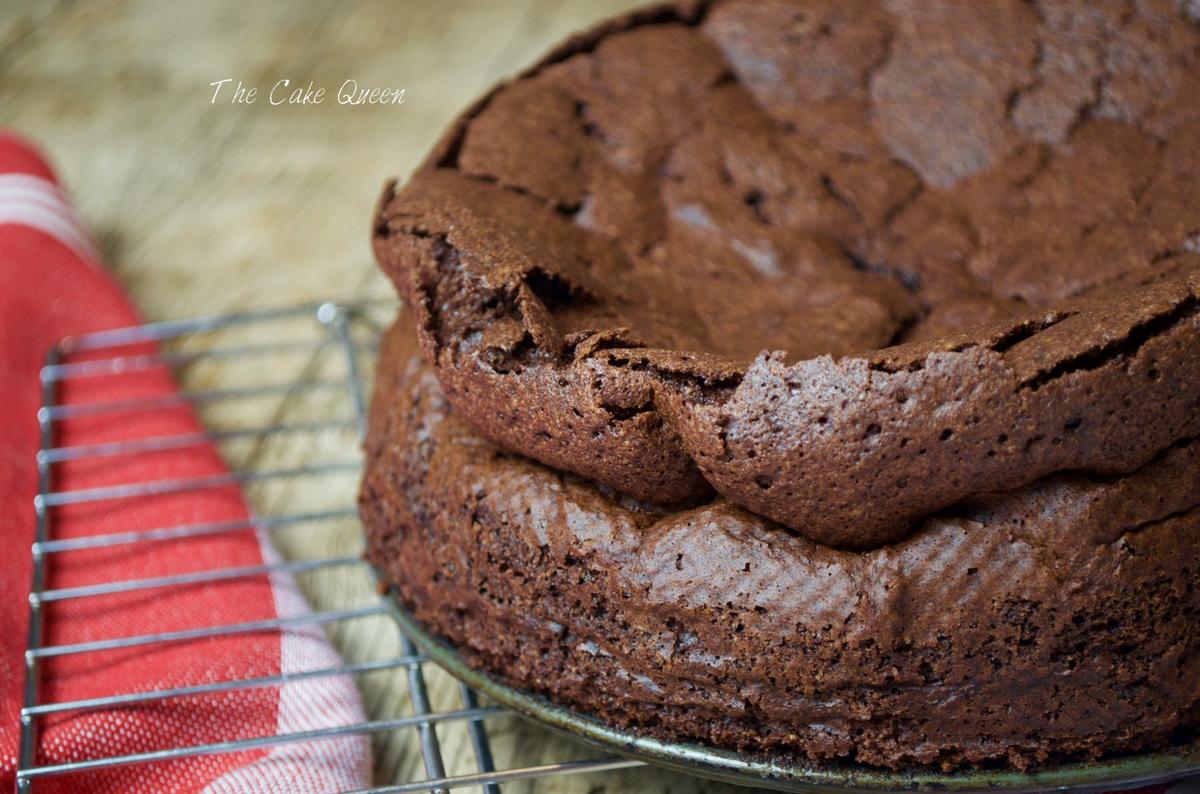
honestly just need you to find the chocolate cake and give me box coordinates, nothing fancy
[362,316,1200,771]
[365,0,1200,772]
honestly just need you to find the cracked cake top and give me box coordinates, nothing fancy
[373,0,1200,549]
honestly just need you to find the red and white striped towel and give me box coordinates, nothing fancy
[0,132,370,793]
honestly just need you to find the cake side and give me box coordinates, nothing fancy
[361,317,1200,771]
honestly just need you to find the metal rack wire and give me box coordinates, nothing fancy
[16,300,647,793]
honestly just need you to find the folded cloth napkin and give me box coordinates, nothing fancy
[0,133,370,792]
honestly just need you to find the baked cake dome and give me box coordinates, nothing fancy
[373,0,1200,549]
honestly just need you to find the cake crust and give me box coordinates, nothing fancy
[362,317,1200,771]
[373,0,1200,548]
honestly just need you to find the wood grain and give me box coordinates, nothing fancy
[1,1,740,790]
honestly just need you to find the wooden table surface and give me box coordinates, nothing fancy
[2,2,740,791]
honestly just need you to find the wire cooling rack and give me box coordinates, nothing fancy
[16,300,648,793]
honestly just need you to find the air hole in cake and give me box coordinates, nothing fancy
[743,189,769,224]
[524,266,586,310]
